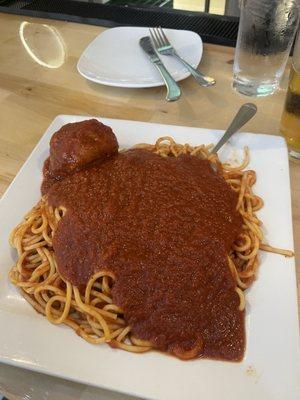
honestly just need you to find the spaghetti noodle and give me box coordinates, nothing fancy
[9,136,293,356]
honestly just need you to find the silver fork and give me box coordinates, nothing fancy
[149,27,216,87]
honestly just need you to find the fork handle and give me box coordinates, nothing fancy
[153,61,181,102]
[211,103,257,153]
[173,53,216,87]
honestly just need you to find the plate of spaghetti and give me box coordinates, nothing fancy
[0,115,299,400]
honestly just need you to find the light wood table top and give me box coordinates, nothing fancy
[0,12,299,400]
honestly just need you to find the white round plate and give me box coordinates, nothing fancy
[77,27,203,88]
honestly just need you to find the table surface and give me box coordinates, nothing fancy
[0,12,299,400]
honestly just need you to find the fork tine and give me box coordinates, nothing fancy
[156,27,166,47]
[149,29,158,47]
[149,28,161,48]
[153,27,164,47]
[159,27,171,46]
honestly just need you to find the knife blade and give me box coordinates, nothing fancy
[139,36,181,102]
[140,36,161,64]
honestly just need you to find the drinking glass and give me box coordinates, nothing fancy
[233,0,299,97]
[280,28,300,158]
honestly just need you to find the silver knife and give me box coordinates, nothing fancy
[139,36,181,102]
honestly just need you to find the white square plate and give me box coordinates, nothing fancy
[0,116,299,400]
[77,27,202,88]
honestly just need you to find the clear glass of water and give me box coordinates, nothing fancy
[233,0,300,97]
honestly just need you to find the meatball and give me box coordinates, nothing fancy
[49,119,118,176]
[41,119,118,194]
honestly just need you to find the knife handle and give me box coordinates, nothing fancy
[154,62,181,102]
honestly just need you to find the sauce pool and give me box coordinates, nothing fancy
[44,137,245,360]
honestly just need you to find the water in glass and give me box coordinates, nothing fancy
[233,0,299,97]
